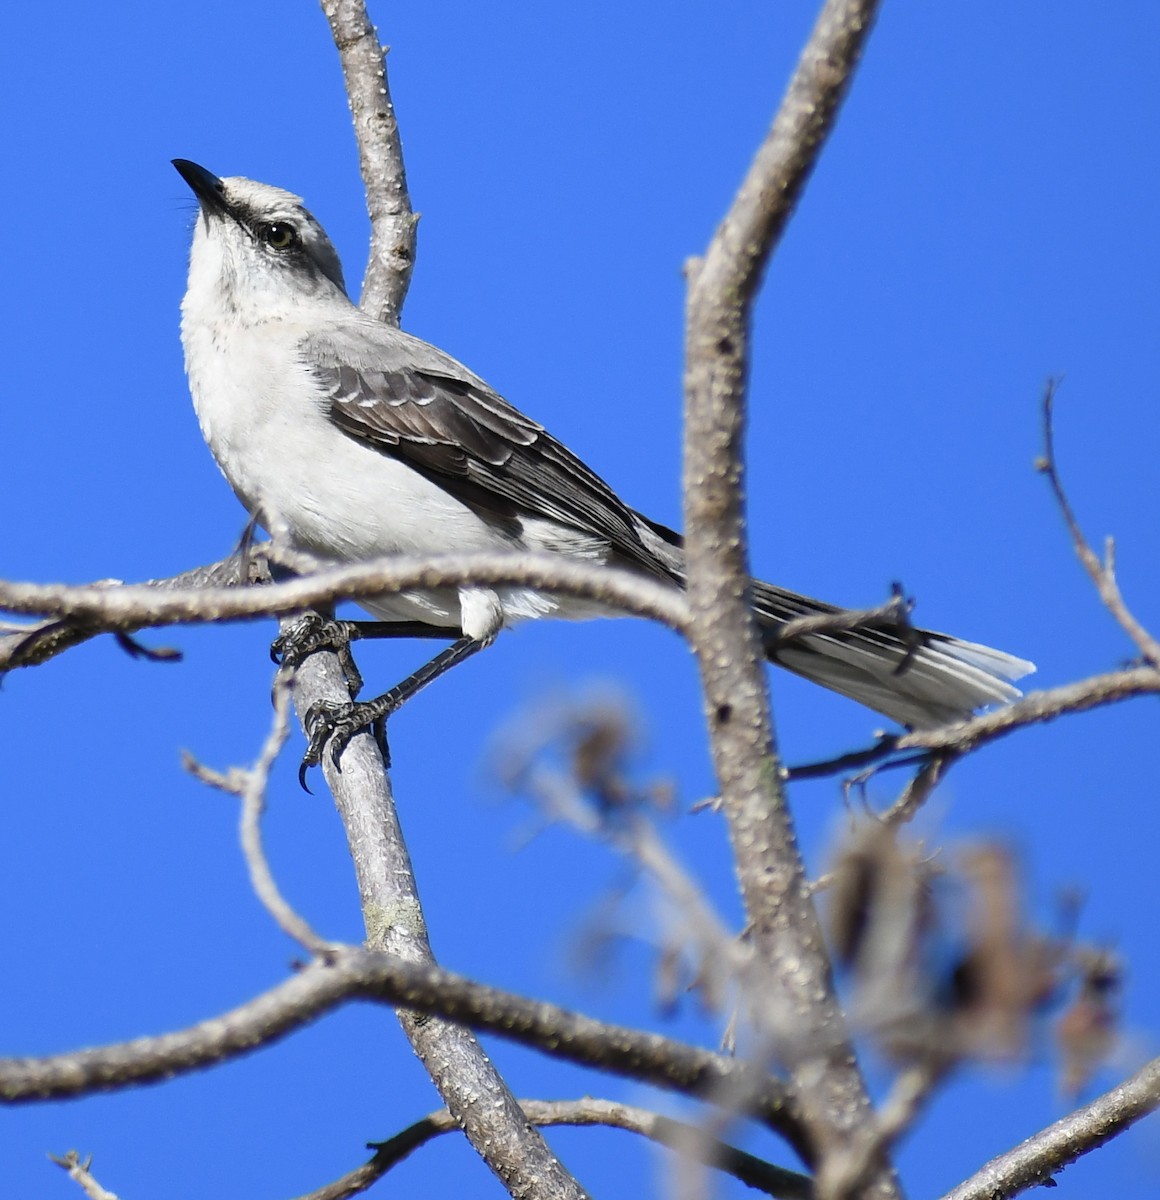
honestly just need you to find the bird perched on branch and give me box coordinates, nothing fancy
[174,159,1033,773]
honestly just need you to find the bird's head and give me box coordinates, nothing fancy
[173,159,348,317]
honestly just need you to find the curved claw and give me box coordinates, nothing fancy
[273,612,343,669]
[273,614,364,694]
[271,614,319,670]
[299,697,382,785]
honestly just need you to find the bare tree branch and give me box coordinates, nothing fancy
[296,6,592,1196]
[818,1062,947,1200]
[288,649,591,1200]
[0,539,922,693]
[0,947,805,1150]
[939,1054,1160,1200]
[0,551,257,673]
[681,0,892,1191]
[13,6,1153,1199]
[322,0,417,323]
[294,1098,816,1200]
[785,665,1160,798]
[0,553,687,636]
[898,668,1160,756]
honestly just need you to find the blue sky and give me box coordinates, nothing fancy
[2,2,1159,1197]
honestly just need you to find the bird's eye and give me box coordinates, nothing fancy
[261,222,299,250]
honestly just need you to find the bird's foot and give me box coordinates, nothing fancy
[272,611,363,695]
[295,636,483,788]
[299,695,397,787]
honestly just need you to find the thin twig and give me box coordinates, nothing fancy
[939,1053,1160,1200]
[511,752,750,999]
[898,668,1160,755]
[786,666,1160,785]
[783,736,901,782]
[878,753,956,826]
[1037,379,1160,667]
[774,594,911,647]
[49,1152,119,1200]
[512,753,825,1138]
[292,1098,815,1200]
[183,676,334,956]
[239,674,332,952]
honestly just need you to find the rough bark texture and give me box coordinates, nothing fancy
[291,651,588,1200]
[323,0,417,324]
[294,4,591,1195]
[681,0,897,1193]
[939,1055,1160,1200]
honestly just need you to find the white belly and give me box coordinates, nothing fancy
[185,323,593,635]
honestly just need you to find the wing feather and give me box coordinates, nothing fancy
[306,333,672,579]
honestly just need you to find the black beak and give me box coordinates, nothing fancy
[173,159,228,214]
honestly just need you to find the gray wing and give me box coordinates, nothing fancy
[302,326,674,580]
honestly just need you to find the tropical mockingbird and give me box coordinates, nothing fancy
[174,159,1033,771]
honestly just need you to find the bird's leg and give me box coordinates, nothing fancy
[272,611,463,696]
[301,635,486,781]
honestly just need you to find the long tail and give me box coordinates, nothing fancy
[749,580,1033,729]
[634,514,1034,729]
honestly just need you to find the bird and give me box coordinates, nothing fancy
[173,159,1033,772]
